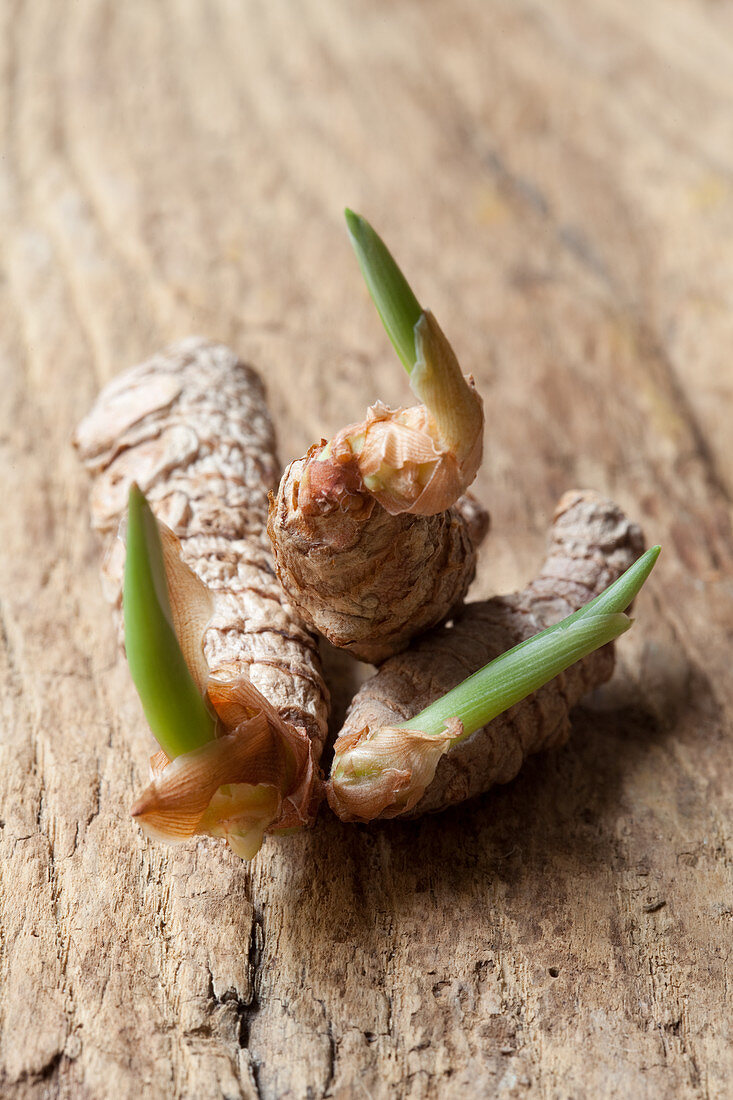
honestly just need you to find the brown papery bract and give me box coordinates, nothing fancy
[328,403,468,517]
[327,720,461,822]
[132,673,318,852]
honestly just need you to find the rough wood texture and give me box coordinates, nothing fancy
[0,2,731,1098]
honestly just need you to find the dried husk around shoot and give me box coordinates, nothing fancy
[328,491,649,822]
[268,212,488,664]
[74,339,330,858]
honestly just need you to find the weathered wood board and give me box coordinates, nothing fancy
[0,1,731,1097]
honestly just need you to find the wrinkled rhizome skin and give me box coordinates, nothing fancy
[328,491,645,822]
[269,311,489,664]
[75,339,330,856]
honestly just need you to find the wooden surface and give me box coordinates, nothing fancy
[1,1,731,1097]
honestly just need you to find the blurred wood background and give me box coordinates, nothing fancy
[1,1,731,1097]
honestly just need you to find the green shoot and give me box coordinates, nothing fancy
[399,546,661,741]
[345,208,423,373]
[123,484,217,758]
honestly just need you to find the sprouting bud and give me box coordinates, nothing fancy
[410,311,483,478]
[298,211,484,519]
[124,485,319,858]
[327,548,660,822]
[324,311,483,516]
[328,720,460,822]
[131,673,319,853]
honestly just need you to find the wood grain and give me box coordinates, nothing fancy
[0,1,731,1097]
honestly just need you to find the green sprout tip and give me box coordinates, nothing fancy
[345,208,423,373]
[399,545,661,741]
[123,484,217,759]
